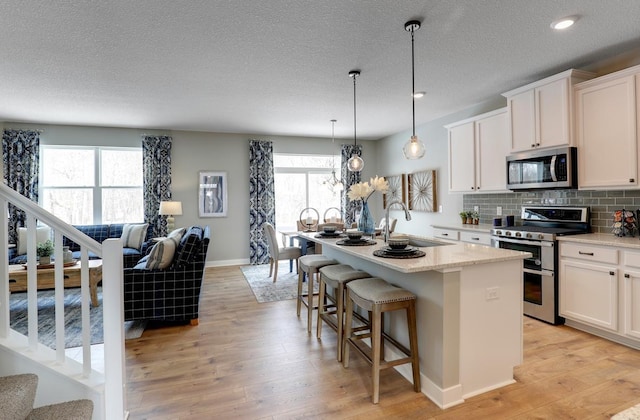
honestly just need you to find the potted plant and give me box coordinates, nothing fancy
[37,240,54,265]
[470,211,480,225]
[459,211,468,224]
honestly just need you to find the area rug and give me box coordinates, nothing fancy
[613,403,640,419]
[240,264,317,303]
[9,287,146,350]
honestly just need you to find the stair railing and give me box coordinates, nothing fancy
[0,183,126,419]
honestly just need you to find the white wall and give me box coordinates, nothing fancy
[373,97,506,237]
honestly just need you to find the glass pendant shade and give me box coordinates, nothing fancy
[403,135,426,159]
[347,154,364,172]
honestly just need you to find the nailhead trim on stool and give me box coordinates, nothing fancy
[297,255,338,333]
[317,264,371,361]
[343,277,421,404]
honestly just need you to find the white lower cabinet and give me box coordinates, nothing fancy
[432,226,492,245]
[560,241,640,347]
[433,228,459,241]
[459,231,491,245]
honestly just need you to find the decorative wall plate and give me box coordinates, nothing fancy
[408,170,437,212]
[383,174,406,208]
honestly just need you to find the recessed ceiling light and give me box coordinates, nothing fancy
[413,91,425,98]
[550,15,578,30]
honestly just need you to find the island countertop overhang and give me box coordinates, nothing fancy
[299,232,531,273]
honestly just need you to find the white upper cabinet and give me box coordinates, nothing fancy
[446,108,509,193]
[503,69,595,153]
[575,68,639,189]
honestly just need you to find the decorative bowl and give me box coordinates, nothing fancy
[346,230,364,241]
[323,225,337,234]
[387,237,409,250]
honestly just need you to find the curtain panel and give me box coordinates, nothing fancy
[2,129,40,244]
[249,139,275,265]
[142,135,172,237]
[341,144,362,228]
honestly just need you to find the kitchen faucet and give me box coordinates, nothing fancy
[384,199,411,243]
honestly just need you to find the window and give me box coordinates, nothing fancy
[274,154,342,235]
[40,146,143,224]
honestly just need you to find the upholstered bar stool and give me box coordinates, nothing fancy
[317,264,371,361]
[297,255,338,333]
[343,277,420,404]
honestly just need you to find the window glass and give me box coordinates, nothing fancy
[102,188,144,223]
[41,148,94,186]
[42,188,93,225]
[101,149,142,186]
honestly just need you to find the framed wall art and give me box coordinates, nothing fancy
[408,170,437,212]
[198,171,228,217]
[383,174,406,209]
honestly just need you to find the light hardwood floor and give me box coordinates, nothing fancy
[125,266,640,419]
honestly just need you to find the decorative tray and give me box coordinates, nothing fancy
[373,249,426,259]
[23,260,78,270]
[314,232,345,238]
[336,238,377,246]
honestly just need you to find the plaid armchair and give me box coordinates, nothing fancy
[123,225,210,324]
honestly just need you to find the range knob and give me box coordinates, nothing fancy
[495,230,502,235]
[525,233,532,239]
[505,231,512,236]
[538,234,544,240]
[515,232,522,238]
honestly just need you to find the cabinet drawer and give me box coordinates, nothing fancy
[460,231,491,245]
[623,251,640,268]
[560,242,618,264]
[433,228,459,241]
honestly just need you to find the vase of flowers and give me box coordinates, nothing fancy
[347,176,389,236]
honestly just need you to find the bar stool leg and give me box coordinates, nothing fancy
[371,305,382,404]
[316,274,326,339]
[342,288,354,369]
[296,269,303,317]
[408,300,421,391]
[307,271,315,333]
[335,283,345,361]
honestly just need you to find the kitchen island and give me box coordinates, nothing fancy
[300,232,530,408]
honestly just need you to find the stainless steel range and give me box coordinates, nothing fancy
[491,206,590,324]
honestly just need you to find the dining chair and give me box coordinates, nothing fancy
[263,222,302,283]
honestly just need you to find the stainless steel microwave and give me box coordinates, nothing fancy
[506,146,577,190]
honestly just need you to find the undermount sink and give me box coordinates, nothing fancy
[389,235,452,248]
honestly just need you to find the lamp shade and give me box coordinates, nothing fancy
[159,201,183,216]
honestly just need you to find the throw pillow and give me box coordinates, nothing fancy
[173,226,203,267]
[167,227,186,243]
[121,223,149,250]
[145,237,178,270]
[17,226,52,255]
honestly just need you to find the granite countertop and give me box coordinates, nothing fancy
[432,223,494,233]
[299,232,530,273]
[557,233,640,250]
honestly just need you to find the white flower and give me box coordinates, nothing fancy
[347,176,388,202]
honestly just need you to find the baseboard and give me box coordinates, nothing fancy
[564,320,640,350]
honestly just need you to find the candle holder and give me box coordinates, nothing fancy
[323,207,342,223]
[299,207,319,232]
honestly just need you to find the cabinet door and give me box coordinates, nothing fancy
[576,75,637,189]
[623,270,640,339]
[475,111,509,192]
[448,121,476,192]
[560,259,618,331]
[459,231,491,245]
[536,78,570,148]
[508,89,536,152]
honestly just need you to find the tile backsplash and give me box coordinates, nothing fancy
[462,189,640,233]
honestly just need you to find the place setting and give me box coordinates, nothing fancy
[314,225,346,239]
[373,236,425,259]
[336,230,377,246]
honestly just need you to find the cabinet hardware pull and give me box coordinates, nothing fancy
[578,251,594,256]
[442,233,448,236]
[630,178,635,183]
[472,237,480,240]
[625,273,630,278]
[531,144,535,148]
[609,271,615,276]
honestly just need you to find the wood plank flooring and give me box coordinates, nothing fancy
[125,266,640,419]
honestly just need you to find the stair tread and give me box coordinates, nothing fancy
[0,373,38,420]
[27,399,93,420]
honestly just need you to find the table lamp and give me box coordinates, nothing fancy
[159,201,183,232]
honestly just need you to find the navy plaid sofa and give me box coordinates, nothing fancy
[123,225,210,324]
[8,223,152,268]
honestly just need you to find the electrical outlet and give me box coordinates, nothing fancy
[486,287,500,300]
[496,206,502,216]
[473,206,479,212]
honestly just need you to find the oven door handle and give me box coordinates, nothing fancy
[493,237,554,247]
[550,155,558,181]
[523,268,554,277]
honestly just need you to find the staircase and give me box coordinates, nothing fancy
[0,373,93,419]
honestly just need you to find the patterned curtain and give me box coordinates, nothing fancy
[249,139,275,264]
[2,129,40,244]
[341,144,362,228]
[142,135,172,237]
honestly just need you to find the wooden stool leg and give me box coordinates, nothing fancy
[336,284,345,362]
[297,269,304,317]
[342,289,354,368]
[307,271,315,333]
[371,305,382,404]
[408,300,421,392]
[316,276,326,339]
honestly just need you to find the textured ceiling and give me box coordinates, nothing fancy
[1,1,639,140]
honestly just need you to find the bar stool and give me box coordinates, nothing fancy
[297,255,338,333]
[317,264,371,361]
[343,277,420,404]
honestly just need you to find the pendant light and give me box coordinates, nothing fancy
[324,119,344,191]
[347,70,364,172]
[402,20,426,160]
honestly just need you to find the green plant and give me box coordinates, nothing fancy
[470,211,479,220]
[37,240,54,257]
[459,211,468,218]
